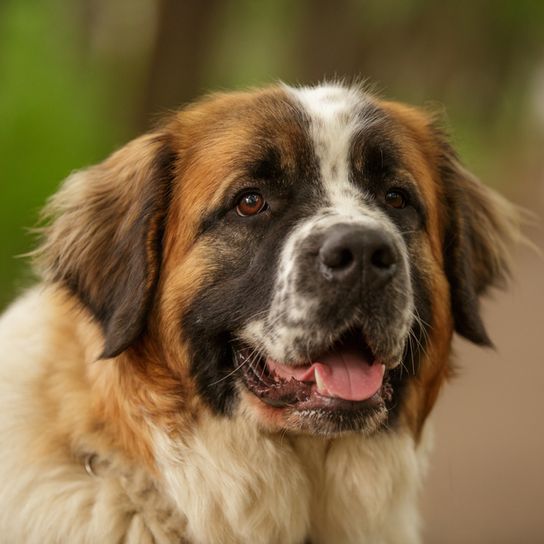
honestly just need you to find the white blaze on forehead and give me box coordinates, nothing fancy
[285,84,376,215]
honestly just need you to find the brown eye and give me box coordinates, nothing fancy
[236,192,266,217]
[385,189,407,209]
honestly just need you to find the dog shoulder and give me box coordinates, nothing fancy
[0,287,183,542]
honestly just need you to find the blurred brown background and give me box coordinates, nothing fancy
[1,1,543,542]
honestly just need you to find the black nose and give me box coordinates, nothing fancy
[318,224,398,286]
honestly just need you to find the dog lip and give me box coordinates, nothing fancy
[233,329,394,411]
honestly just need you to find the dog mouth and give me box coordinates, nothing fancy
[235,329,394,413]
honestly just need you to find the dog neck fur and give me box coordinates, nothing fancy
[153,409,432,544]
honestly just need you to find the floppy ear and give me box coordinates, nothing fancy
[439,140,520,346]
[35,133,175,358]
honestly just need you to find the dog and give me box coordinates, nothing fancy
[0,83,518,543]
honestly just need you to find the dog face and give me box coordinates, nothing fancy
[37,84,516,440]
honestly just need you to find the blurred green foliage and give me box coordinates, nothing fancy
[0,1,124,307]
[1,0,542,309]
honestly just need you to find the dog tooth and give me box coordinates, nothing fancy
[314,369,329,396]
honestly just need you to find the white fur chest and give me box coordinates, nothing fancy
[154,414,431,544]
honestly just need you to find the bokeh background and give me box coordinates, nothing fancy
[1,1,543,542]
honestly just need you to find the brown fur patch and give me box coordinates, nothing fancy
[34,133,176,359]
[381,100,520,436]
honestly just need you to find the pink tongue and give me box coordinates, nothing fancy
[267,347,385,401]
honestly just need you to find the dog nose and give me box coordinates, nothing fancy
[318,224,397,286]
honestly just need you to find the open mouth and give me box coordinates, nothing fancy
[236,329,394,413]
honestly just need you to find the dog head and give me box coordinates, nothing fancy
[36,83,518,438]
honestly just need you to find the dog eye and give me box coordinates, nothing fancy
[236,192,267,217]
[385,189,407,209]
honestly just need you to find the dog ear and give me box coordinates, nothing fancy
[438,139,520,346]
[35,133,175,358]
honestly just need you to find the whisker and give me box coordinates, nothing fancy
[207,350,250,387]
